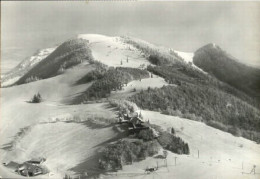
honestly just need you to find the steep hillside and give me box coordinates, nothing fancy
[16,38,93,85]
[130,63,260,142]
[130,84,260,140]
[1,47,56,87]
[172,50,206,73]
[122,36,183,65]
[193,43,260,102]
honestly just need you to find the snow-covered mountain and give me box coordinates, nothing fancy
[1,34,260,179]
[1,47,56,87]
[2,34,197,87]
[2,35,259,102]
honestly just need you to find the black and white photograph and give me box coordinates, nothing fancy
[1,1,260,178]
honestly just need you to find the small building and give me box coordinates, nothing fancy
[26,157,46,165]
[17,162,44,177]
[4,157,47,177]
[130,116,143,128]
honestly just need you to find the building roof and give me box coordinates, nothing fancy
[5,161,20,170]
[128,112,139,118]
[27,157,46,164]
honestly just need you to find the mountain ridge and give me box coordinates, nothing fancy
[2,35,259,107]
[193,43,260,101]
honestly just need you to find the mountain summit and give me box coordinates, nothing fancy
[193,43,260,100]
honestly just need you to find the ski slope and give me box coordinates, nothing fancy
[112,111,260,179]
[0,63,117,178]
[78,34,150,68]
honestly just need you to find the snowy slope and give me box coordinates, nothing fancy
[110,73,175,99]
[20,48,57,68]
[1,47,56,87]
[78,34,150,68]
[173,50,206,73]
[123,36,171,55]
[2,34,259,179]
[122,36,183,65]
[174,50,194,64]
[0,63,117,178]
[112,111,260,179]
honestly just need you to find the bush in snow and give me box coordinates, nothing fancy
[31,93,42,103]
[25,76,41,83]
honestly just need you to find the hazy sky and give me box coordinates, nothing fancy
[1,1,260,72]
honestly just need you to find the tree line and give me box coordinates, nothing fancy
[79,67,150,102]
